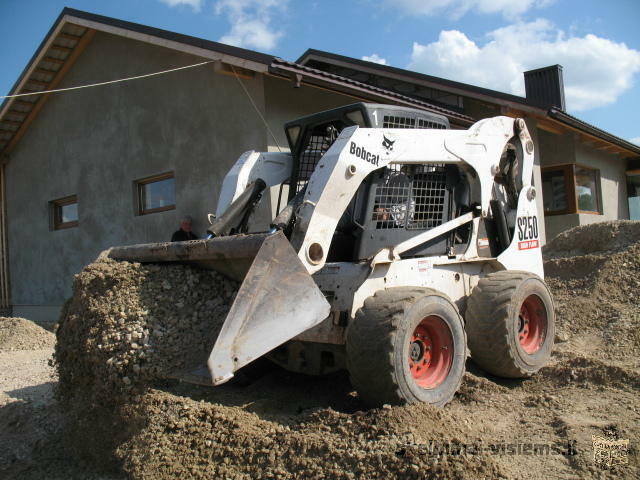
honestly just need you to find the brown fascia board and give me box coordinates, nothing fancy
[60,8,275,67]
[297,49,549,115]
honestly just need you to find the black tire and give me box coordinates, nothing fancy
[465,270,555,378]
[346,288,466,408]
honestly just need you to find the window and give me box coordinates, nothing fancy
[542,164,601,215]
[135,172,176,215]
[575,166,599,212]
[51,195,78,230]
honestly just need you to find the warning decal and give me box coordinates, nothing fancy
[518,239,539,250]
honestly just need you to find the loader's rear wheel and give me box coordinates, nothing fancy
[465,271,555,378]
[346,288,466,407]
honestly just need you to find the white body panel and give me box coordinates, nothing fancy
[292,116,536,275]
[216,151,292,216]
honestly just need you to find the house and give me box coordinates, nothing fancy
[0,9,638,322]
[0,9,474,322]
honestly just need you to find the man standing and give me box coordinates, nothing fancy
[171,216,198,242]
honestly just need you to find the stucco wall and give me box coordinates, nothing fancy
[537,130,575,167]
[7,31,268,320]
[537,129,629,241]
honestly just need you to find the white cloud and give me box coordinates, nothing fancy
[386,0,554,20]
[215,0,288,50]
[409,20,640,111]
[630,137,640,146]
[362,54,387,65]
[159,0,203,12]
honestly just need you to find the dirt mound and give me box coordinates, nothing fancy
[538,355,640,391]
[115,389,501,480]
[543,222,640,366]
[0,317,55,352]
[543,220,640,258]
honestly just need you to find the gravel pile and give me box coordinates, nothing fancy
[54,257,239,405]
[0,317,55,352]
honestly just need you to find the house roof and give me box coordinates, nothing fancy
[297,48,541,111]
[268,59,473,125]
[0,9,469,156]
[297,49,640,158]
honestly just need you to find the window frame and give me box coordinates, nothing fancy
[541,163,601,216]
[134,171,176,216]
[50,195,79,230]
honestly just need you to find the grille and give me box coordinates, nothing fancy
[295,135,331,194]
[294,125,340,194]
[371,164,447,230]
[383,115,446,129]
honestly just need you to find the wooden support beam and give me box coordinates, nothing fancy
[58,32,82,42]
[4,29,96,154]
[8,110,28,117]
[215,62,255,79]
[35,67,58,76]
[49,45,73,54]
[42,57,65,65]
[26,79,50,88]
[20,87,41,93]
[500,106,526,118]
[594,142,621,153]
[12,100,36,109]
[536,119,566,136]
[0,120,22,127]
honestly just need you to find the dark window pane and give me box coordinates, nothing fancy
[574,167,598,212]
[142,177,175,211]
[61,202,78,223]
[51,195,78,230]
[542,169,567,212]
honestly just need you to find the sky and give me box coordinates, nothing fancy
[1,0,639,144]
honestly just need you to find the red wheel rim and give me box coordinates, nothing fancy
[518,294,547,354]
[408,315,454,389]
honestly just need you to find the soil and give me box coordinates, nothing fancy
[1,221,639,479]
[0,317,55,352]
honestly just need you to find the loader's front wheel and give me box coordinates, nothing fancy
[346,288,466,408]
[465,271,555,378]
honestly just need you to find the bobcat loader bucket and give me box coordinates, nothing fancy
[108,232,330,385]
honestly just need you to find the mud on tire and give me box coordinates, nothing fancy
[346,288,466,408]
[465,271,555,378]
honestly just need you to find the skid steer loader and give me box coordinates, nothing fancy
[109,103,555,407]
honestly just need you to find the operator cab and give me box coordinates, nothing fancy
[278,103,473,262]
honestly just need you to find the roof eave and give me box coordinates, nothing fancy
[547,108,640,157]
